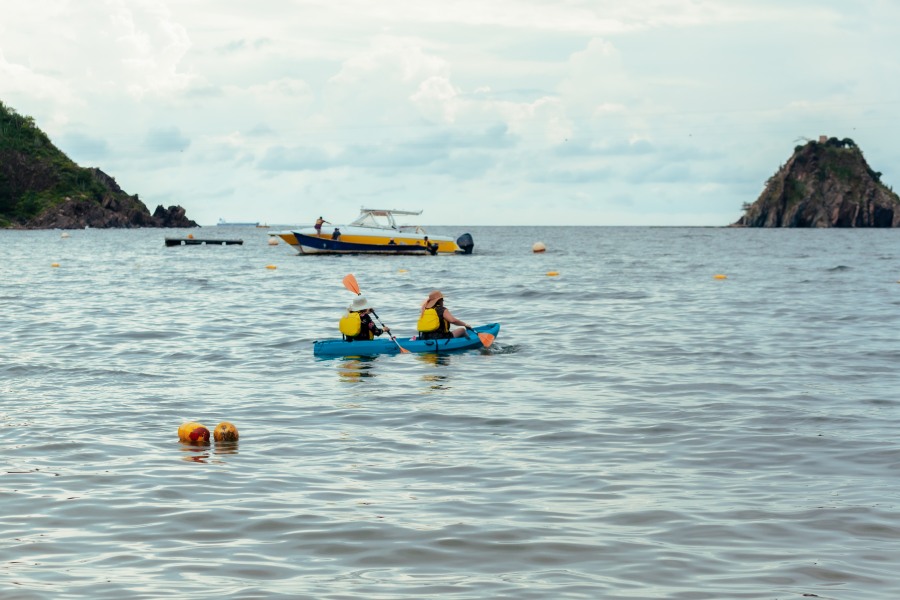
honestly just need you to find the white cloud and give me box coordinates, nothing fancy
[108,0,194,97]
[1,0,898,226]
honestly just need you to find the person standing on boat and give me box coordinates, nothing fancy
[417,291,470,339]
[341,296,389,341]
[315,216,330,236]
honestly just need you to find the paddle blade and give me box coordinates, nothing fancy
[477,332,495,348]
[389,335,411,354]
[342,273,360,294]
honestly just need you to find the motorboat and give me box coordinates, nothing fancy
[217,218,259,226]
[271,208,474,255]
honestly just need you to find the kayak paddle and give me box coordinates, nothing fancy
[342,273,410,354]
[342,273,361,295]
[467,326,495,348]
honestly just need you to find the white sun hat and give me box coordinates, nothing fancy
[348,296,373,312]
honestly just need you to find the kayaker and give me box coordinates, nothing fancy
[417,290,470,339]
[340,296,390,341]
[314,216,330,236]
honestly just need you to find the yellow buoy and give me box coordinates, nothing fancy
[214,421,239,442]
[268,237,278,246]
[713,274,727,280]
[546,271,559,276]
[398,268,408,273]
[266,264,277,270]
[51,263,60,268]
[178,422,210,444]
[187,233,194,239]
[532,242,546,253]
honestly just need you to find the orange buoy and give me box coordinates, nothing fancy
[214,421,239,442]
[178,422,210,444]
[546,271,559,276]
[713,274,727,280]
[532,242,546,253]
[266,264,277,270]
[51,263,60,268]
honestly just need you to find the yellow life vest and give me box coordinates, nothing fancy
[417,308,441,332]
[339,311,362,337]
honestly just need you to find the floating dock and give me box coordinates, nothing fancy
[165,238,244,247]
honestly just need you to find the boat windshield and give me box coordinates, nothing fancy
[350,208,423,230]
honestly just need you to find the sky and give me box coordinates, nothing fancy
[1,1,899,226]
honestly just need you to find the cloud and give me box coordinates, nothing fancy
[2,1,899,226]
[108,0,194,98]
[144,126,191,153]
[258,145,334,171]
[59,132,111,162]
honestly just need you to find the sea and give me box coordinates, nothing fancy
[2,225,899,600]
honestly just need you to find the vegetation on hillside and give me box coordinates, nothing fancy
[0,100,135,227]
[736,137,900,227]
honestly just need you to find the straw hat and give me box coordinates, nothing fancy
[423,290,443,309]
[348,296,373,312]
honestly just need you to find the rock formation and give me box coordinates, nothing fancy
[733,137,900,227]
[22,168,198,229]
[1,100,198,229]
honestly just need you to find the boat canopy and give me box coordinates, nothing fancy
[350,208,424,230]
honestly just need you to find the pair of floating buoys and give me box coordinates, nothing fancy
[178,421,239,444]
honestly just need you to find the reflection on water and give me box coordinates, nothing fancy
[179,442,238,463]
[416,353,452,390]
[415,353,453,367]
[179,444,211,463]
[213,441,239,455]
[337,357,378,382]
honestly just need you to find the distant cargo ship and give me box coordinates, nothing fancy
[217,218,259,227]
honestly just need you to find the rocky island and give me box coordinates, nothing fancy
[0,100,197,229]
[734,136,900,227]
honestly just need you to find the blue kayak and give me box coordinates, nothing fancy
[313,323,500,358]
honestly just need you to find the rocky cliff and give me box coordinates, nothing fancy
[733,137,900,227]
[0,100,197,229]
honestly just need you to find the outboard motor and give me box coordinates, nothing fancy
[456,233,474,254]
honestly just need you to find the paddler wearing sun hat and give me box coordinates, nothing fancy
[416,290,472,340]
[339,295,391,341]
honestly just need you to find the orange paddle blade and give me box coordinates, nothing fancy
[477,332,495,348]
[389,335,410,354]
[342,273,360,294]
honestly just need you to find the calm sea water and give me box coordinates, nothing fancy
[2,226,899,599]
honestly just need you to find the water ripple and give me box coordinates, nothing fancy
[2,227,900,599]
